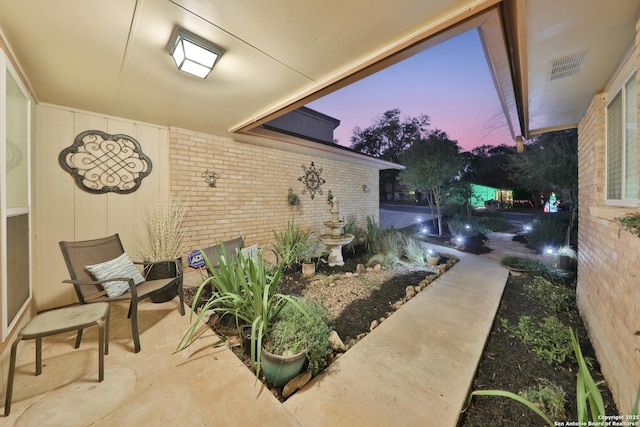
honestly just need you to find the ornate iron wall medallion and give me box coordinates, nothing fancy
[298,161,326,199]
[59,130,152,194]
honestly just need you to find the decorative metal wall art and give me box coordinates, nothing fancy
[59,130,152,194]
[298,161,326,200]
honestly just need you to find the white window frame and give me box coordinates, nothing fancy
[605,52,638,207]
[1,48,32,339]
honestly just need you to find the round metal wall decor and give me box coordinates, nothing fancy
[59,130,152,194]
[298,161,326,200]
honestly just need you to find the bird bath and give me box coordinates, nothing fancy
[318,198,354,266]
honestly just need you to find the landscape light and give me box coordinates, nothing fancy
[544,247,556,255]
[421,227,428,234]
[465,224,471,229]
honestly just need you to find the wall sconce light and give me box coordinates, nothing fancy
[202,170,219,187]
[362,184,370,193]
[169,28,225,78]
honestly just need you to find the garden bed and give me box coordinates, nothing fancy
[460,269,618,425]
[183,244,458,400]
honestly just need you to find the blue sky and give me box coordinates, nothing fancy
[306,29,512,152]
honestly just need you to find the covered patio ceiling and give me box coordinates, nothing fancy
[0,0,636,149]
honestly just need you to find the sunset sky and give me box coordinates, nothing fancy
[306,28,513,153]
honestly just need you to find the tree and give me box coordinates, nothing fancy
[399,129,464,235]
[507,129,578,208]
[350,109,430,201]
[463,144,518,189]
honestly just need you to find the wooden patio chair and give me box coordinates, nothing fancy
[59,234,184,353]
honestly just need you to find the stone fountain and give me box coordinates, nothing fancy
[318,198,354,266]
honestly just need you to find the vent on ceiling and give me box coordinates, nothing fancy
[549,51,587,81]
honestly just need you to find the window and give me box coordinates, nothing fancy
[1,49,31,339]
[607,71,638,203]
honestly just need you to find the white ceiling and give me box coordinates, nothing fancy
[0,0,637,146]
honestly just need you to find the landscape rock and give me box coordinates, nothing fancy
[391,300,404,310]
[356,263,365,273]
[282,371,312,398]
[373,264,382,272]
[328,330,347,352]
[370,319,379,331]
[405,285,416,299]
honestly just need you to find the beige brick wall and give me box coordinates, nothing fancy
[576,25,640,412]
[169,127,379,255]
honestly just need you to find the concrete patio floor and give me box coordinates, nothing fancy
[0,241,515,427]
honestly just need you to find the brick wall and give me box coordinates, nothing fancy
[576,25,640,412]
[169,127,379,254]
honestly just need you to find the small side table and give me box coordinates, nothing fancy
[4,302,110,416]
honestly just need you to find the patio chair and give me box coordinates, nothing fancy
[59,234,184,353]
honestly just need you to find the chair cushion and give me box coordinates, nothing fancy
[86,253,145,297]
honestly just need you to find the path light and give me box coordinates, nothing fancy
[544,247,557,256]
[455,237,464,244]
[523,224,532,232]
[465,224,471,230]
[421,227,428,234]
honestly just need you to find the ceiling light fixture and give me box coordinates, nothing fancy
[169,28,224,78]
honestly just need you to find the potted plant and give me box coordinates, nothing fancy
[286,188,301,210]
[426,248,440,266]
[136,196,187,302]
[556,245,577,271]
[177,250,308,381]
[262,297,331,387]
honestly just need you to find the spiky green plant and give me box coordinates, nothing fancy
[402,235,427,266]
[273,220,313,266]
[365,215,380,253]
[177,251,308,380]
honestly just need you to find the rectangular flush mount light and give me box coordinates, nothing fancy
[169,28,224,78]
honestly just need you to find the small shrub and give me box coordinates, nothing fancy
[502,315,573,365]
[524,276,576,313]
[268,298,331,376]
[501,255,572,283]
[520,378,567,419]
[448,215,491,238]
[476,212,513,232]
[525,213,570,253]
